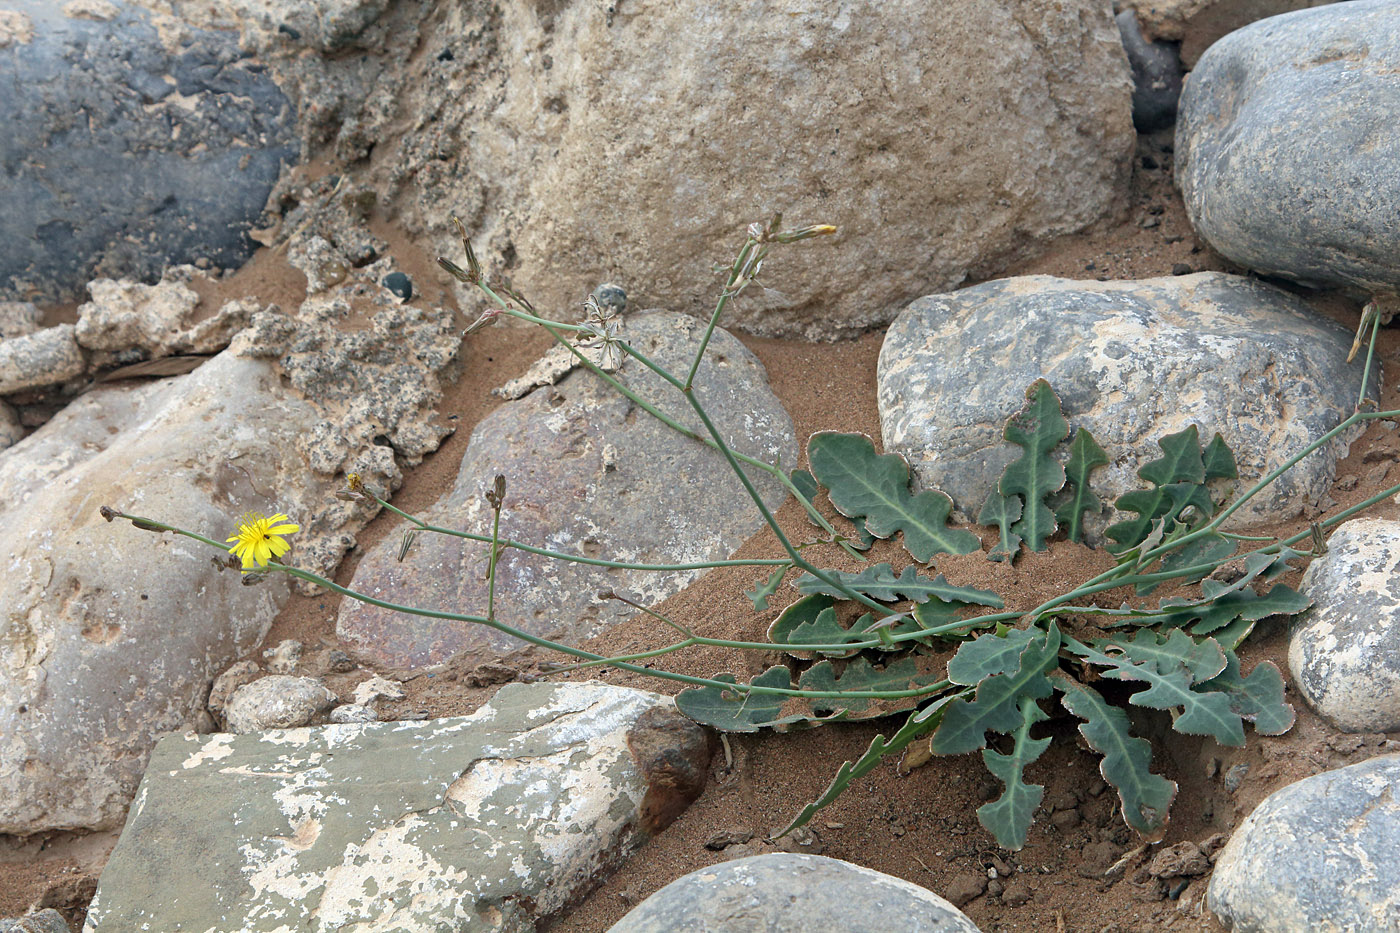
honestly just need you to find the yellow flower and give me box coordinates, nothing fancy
[226,511,300,570]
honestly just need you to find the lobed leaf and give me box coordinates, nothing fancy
[745,564,790,610]
[1055,427,1109,544]
[931,624,1062,755]
[1202,432,1238,481]
[1195,653,1295,736]
[998,379,1068,551]
[977,695,1052,850]
[768,595,863,658]
[807,432,980,562]
[793,562,1002,607]
[979,489,1023,562]
[799,656,946,719]
[1054,674,1177,839]
[674,667,824,733]
[1093,629,1227,683]
[946,627,1039,686]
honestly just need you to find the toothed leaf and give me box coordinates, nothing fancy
[745,564,790,610]
[977,695,1052,850]
[1055,427,1109,543]
[1196,653,1295,735]
[979,489,1023,562]
[675,667,833,733]
[1092,629,1227,683]
[1138,426,1206,486]
[807,432,980,561]
[932,624,1062,755]
[794,562,1002,607]
[998,379,1068,551]
[1202,432,1238,481]
[946,627,1039,686]
[799,656,946,719]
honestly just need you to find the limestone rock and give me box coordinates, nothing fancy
[1208,754,1400,932]
[84,682,711,932]
[224,675,337,733]
[75,273,258,359]
[208,660,263,720]
[0,910,72,933]
[1290,518,1400,733]
[0,0,297,302]
[379,0,1133,339]
[0,353,339,834]
[0,302,41,339]
[338,312,796,668]
[608,854,983,933]
[1176,0,1400,294]
[0,325,86,394]
[878,274,1371,539]
[1120,0,1337,66]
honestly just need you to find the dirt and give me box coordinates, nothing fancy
[5,131,1400,933]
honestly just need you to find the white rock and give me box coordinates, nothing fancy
[223,675,337,733]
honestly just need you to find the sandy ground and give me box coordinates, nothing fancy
[5,131,1399,932]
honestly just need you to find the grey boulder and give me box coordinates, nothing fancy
[878,274,1371,538]
[1176,0,1400,294]
[608,853,982,933]
[0,0,297,302]
[84,682,711,933]
[1208,753,1400,932]
[338,312,797,668]
[1290,518,1400,732]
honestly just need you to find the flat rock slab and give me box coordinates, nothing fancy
[339,312,797,668]
[1176,0,1400,293]
[1208,753,1400,932]
[85,681,710,933]
[608,853,982,933]
[878,273,1371,539]
[1291,518,1400,732]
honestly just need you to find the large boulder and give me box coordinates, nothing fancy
[339,312,796,668]
[0,0,297,302]
[1176,0,1400,295]
[84,682,711,933]
[375,0,1134,339]
[877,273,1371,538]
[1120,0,1336,67]
[1208,754,1400,932]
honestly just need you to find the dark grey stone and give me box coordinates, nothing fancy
[338,311,796,669]
[0,1,298,302]
[608,854,983,933]
[1290,518,1400,732]
[1208,754,1400,932]
[878,274,1373,540]
[381,270,413,301]
[1117,11,1184,132]
[1176,0,1400,293]
[0,909,71,933]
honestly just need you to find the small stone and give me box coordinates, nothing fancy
[1048,790,1080,812]
[1001,880,1033,907]
[0,908,73,932]
[262,639,303,674]
[318,648,355,674]
[945,872,988,907]
[463,661,516,687]
[1139,216,1160,229]
[1086,778,1107,797]
[381,271,413,301]
[352,674,405,706]
[1171,262,1193,275]
[1148,842,1209,879]
[207,660,262,719]
[0,302,41,339]
[986,878,1005,898]
[704,827,754,851]
[1223,762,1250,793]
[1051,808,1082,831]
[223,675,337,733]
[329,704,379,724]
[592,283,627,315]
[0,325,86,394]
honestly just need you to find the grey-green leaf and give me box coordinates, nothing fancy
[931,624,1062,755]
[946,628,1039,686]
[675,667,828,733]
[976,695,1052,850]
[979,489,1023,562]
[1195,653,1295,736]
[745,564,790,610]
[794,562,1003,607]
[999,379,1068,551]
[1056,427,1109,544]
[807,432,980,561]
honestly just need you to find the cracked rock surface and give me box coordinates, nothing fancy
[84,682,711,933]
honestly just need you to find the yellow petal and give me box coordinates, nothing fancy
[267,522,299,535]
[268,536,291,558]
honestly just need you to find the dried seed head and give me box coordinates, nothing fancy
[99,505,117,522]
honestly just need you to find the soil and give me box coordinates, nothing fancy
[5,130,1399,933]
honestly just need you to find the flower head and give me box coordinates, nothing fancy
[226,511,299,571]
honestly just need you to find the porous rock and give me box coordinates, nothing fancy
[75,273,258,360]
[338,312,796,668]
[208,660,263,720]
[1176,0,1400,294]
[0,302,41,339]
[1290,518,1400,732]
[0,909,72,933]
[1120,0,1336,66]
[137,0,392,52]
[608,853,983,933]
[878,273,1371,538]
[0,325,86,394]
[0,352,339,834]
[223,675,337,733]
[379,0,1133,339]
[1208,754,1400,932]
[84,682,711,933]
[0,0,297,302]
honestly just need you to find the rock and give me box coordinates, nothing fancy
[0,400,21,449]
[338,312,797,668]
[608,854,982,933]
[382,271,413,301]
[317,647,356,673]
[1147,841,1210,879]
[329,703,378,723]
[1000,880,1033,907]
[375,0,1133,339]
[1117,11,1184,131]
[1208,753,1400,932]
[0,302,41,339]
[84,682,711,932]
[1120,0,1337,67]
[0,352,341,835]
[154,0,392,52]
[0,909,72,933]
[1176,1,1400,295]
[0,0,297,303]
[945,872,988,907]
[351,673,404,706]
[74,273,258,361]
[262,638,304,674]
[0,325,86,394]
[1290,518,1400,732]
[223,675,337,733]
[878,273,1371,538]
[207,660,263,720]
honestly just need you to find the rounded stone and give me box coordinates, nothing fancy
[381,271,413,301]
[223,675,338,734]
[1290,518,1400,732]
[608,853,983,933]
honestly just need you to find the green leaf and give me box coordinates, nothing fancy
[791,468,819,503]
[1202,432,1238,481]
[1054,674,1177,840]
[776,692,963,838]
[998,380,1068,551]
[977,695,1052,850]
[767,594,834,646]
[1093,629,1227,683]
[674,667,831,733]
[1124,583,1311,636]
[1148,532,1235,593]
[979,489,1023,562]
[798,656,946,719]
[946,628,1039,686]
[1138,426,1206,487]
[745,564,790,610]
[1106,427,1222,550]
[931,624,1062,755]
[1064,635,1246,746]
[807,432,981,562]
[793,467,872,548]
[769,596,870,658]
[793,562,1003,607]
[1196,653,1295,736]
[1055,428,1109,544]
